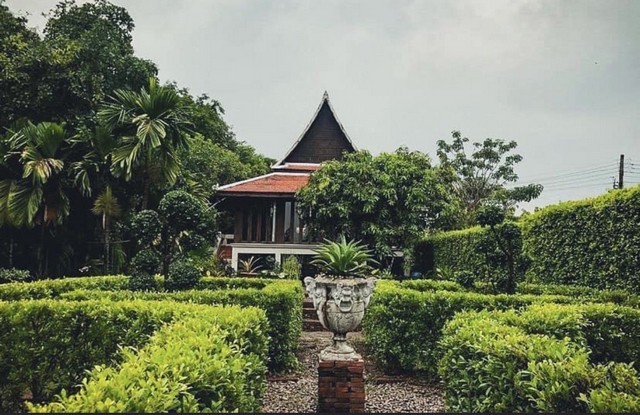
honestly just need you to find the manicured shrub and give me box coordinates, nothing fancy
[0,275,280,301]
[581,363,640,413]
[165,258,200,291]
[0,299,246,412]
[130,250,161,274]
[439,307,640,412]
[579,303,640,366]
[454,270,476,289]
[364,282,640,378]
[438,315,587,412]
[129,250,161,291]
[0,268,31,284]
[416,227,487,274]
[418,187,640,293]
[195,276,270,290]
[522,186,640,292]
[61,280,304,372]
[401,279,464,292]
[0,275,131,300]
[128,271,156,292]
[363,282,576,377]
[29,306,268,413]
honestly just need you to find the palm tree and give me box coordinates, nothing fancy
[91,186,122,273]
[98,78,192,209]
[70,125,119,198]
[0,122,71,276]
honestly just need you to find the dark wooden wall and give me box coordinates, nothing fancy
[284,101,355,164]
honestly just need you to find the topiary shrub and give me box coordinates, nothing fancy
[165,258,201,291]
[0,268,31,284]
[129,250,161,291]
[128,272,156,292]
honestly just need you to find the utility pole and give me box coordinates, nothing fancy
[619,154,625,189]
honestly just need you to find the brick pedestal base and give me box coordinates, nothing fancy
[317,354,365,413]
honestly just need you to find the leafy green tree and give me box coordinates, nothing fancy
[0,0,156,129]
[129,190,217,276]
[0,122,75,276]
[436,130,542,228]
[91,186,122,273]
[177,135,270,200]
[475,203,529,294]
[298,147,452,264]
[99,78,192,209]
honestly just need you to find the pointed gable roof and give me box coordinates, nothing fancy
[274,91,356,166]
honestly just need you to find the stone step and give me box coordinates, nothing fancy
[303,319,327,332]
[302,299,315,310]
[303,308,318,319]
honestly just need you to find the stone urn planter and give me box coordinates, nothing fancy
[304,275,376,360]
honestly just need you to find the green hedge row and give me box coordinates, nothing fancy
[522,186,640,292]
[416,186,640,292]
[0,275,133,300]
[0,300,264,412]
[413,227,486,275]
[363,282,640,378]
[439,306,640,412]
[61,280,303,372]
[30,307,268,413]
[0,275,278,301]
[401,279,640,308]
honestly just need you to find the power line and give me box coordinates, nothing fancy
[535,172,616,187]
[541,182,612,193]
[516,162,617,184]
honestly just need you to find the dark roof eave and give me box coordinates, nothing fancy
[215,191,299,199]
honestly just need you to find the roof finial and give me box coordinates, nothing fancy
[323,90,329,99]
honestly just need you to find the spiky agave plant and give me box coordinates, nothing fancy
[311,236,378,277]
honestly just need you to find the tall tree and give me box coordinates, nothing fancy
[99,78,192,209]
[297,147,452,265]
[436,130,542,228]
[91,186,121,273]
[0,122,74,276]
[0,0,156,129]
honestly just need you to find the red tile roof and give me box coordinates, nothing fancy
[216,173,310,196]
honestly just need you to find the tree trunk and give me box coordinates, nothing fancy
[161,226,171,276]
[8,231,14,268]
[104,214,111,274]
[141,169,150,211]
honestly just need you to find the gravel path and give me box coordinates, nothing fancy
[261,331,444,413]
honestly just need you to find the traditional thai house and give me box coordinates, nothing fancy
[215,92,356,272]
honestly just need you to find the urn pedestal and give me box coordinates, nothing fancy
[303,275,376,360]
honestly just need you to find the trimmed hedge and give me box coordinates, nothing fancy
[438,306,640,412]
[0,275,134,300]
[414,227,486,275]
[0,275,277,301]
[364,282,640,378]
[29,306,268,413]
[363,282,576,377]
[400,278,640,308]
[416,186,640,293]
[61,280,304,372]
[0,268,31,284]
[0,299,265,412]
[522,186,640,292]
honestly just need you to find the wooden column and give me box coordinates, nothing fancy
[275,200,285,243]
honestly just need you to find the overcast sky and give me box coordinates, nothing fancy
[7,0,640,211]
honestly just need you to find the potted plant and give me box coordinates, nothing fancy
[304,236,378,360]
